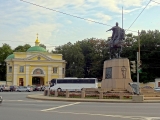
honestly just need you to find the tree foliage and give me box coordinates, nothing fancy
[13,44,31,52]
[121,30,160,83]
[53,38,108,81]
[0,44,13,80]
[39,44,46,49]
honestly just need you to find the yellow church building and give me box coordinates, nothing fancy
[5,36,66,86]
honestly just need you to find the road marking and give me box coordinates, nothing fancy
[44,111,160,120]
[41,102,81,111]
[3,100,24,102]
[145,118,160,120]
[36,100,42,102]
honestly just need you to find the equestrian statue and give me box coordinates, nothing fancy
[106,22,125,59]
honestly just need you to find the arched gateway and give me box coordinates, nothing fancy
[32,68,44,86]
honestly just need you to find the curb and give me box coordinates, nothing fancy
[27,95,132,103]
[26,94,160,103]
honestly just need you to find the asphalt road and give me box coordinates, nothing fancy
[0,92,160,120]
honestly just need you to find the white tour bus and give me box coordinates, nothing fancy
[50,78,98,91]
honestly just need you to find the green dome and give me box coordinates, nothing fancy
[6,54,14,60]
[27,46,47,52]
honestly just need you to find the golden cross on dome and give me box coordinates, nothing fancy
[36,33,38,39]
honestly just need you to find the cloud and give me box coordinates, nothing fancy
[12,23,60,46]
[85,18,96,24]
[22,0,85,14]
[96,13,112,23]
[67,20,72,24]
[86,0,146,13]
[122,0,144,7]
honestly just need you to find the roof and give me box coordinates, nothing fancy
[6,54,14,60]
[26,46,47,52]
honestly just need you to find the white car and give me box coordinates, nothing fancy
[154,88,160,91]
[0,96,2,104]
[0,85,10,92]
[16,86,33,92]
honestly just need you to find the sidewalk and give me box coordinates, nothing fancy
[27,94,160,103]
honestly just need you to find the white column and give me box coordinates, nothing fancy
[26,65,29,86]
[48,66,52,82]
[59,66,62,78]
[13,64,18,85]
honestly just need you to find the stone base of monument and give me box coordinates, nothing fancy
[132,95,144,102]
[101,58,133,93]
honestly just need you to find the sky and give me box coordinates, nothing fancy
[0,0,160,51]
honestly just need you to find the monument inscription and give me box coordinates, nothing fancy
[106,67,112,79]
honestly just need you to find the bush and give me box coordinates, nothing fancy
[70,93,81,98]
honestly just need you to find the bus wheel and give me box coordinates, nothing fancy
[57,88,62,92]
[81,88,84,91]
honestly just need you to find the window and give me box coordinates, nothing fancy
[33,69,44,74]
[19,66,24,73]
[62,68,65,74]
[57,79,64,83]
[54,78,96,84]
[9,66,12,73]
[53,67,58,73]
[37,56,41,60]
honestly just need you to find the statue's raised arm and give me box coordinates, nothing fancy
[106,28,113,32]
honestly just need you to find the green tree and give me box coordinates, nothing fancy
[0,44,13,81]
[122,30,160,83]
[14,44,31,52]
[77,38,108,80]
[39,44,46,49]
[53,42,85,77]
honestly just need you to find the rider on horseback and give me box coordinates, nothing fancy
[106,22,123,47]
[106,22,125,59]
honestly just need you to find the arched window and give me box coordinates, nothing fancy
[33,68,44,74]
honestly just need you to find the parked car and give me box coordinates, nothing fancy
[0,85,3,92]
[0,96,2,104]
[41,85,48,91]
[31,85,39,91]
[16,86,33,92]
[0,85,10,92]
[154,88,160,91]
[37,86,42,91]
[27,86,33,92]
[10,85,17,91]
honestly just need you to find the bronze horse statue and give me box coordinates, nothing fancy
[106,22,125,59]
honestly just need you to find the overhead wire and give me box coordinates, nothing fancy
[151,0,160,4]
[125,0,152,32]
[19,0,137,33]
[19,0,112,27]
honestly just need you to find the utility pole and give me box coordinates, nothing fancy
[122,6,123,29]
[137,30,140,95]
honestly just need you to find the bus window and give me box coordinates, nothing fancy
[57,79,63,83]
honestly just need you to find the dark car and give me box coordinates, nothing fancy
[31,85,39,91]
[10,86,17,91]
[0,96,2,104]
